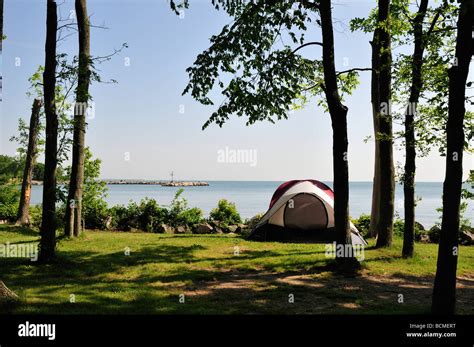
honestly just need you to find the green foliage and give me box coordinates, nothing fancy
[351,214,371,237]
[0,185,20,221]
[58,148,109,229]
[169,0,188,15]
[0,155,23,184]
[108,191,204,232]
[350,0,469,162]
[435,172,473,234]
[167,189,204,228]
[109,198,168,232]
[108,204,135,231]
[32,163,45,181]
[392,218,424,240]
[28,204,43,230]
[209,199,242,227]
[461,170,474,200]
[81,149,109,229]
[183,1,359,129]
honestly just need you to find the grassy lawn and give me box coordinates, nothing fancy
[0,224,473,314]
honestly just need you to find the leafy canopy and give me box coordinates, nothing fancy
[183,0,360,129]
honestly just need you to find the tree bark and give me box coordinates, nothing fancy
[64,0,90,238]
[319,0,359,271]
[432,0,473,315]
[402,0,429,258]
[39,0,58,263]
[16,98,43,225]
[375,0,395,248]
[369,33,381,238]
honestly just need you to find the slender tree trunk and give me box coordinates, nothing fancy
[39,0,58,263]
[375,0,395,248]
[402,0,429,258]
[368,31,381,239]
[432,0,473,315]
[16,98,43,225]
[64,0,90,238]
[320,0,359,271]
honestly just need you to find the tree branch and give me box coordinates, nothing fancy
[426,8,442,36]
[336,67,374,76]
[292,41,323,54]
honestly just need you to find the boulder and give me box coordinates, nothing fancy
[227,225,239,233]
[175,225,191,234]
[209,221,225,234]
[419,233,431,243]
[158,224,175,234]
[235,224,248,234]
[428,226,441,243]
[193,223,214,234]
[460,229,474,245]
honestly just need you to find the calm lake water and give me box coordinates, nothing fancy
[29,181,473,228]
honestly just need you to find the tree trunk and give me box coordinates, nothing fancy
[375,0,395,248]
[16,98,43,225]
[402,0,429,258]
[64,0,90,238]
[39,0,58,264]
[432,0,473,315]
[319,0,359,271]
[368,31,381,239]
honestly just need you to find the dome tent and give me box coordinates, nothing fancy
[248,180,367,245]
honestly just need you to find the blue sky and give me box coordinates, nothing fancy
[0,0,472,181]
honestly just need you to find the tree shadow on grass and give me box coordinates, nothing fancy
[0,225,39,237]
[11,264,471,315]
[2,236,472,315]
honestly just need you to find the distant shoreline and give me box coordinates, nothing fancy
[31,180,210,187]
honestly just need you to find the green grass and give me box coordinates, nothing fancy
[0,224,472,314]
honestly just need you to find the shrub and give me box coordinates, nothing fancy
[135,198,168,232]
[245,213,263,230]
[0,185,20,221]
[167,190,204,228]
[174,207,203,228]
[29,204,43,230]
[351,214,371,238]
[109,191,204,231]
[108,204,134,231]
[209,199,242,228]
[109,198,172,232]
[393,218,425,240]
[58,148,110,230]
[84,200,109,230]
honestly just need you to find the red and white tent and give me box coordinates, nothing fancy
[249,179,367,245]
